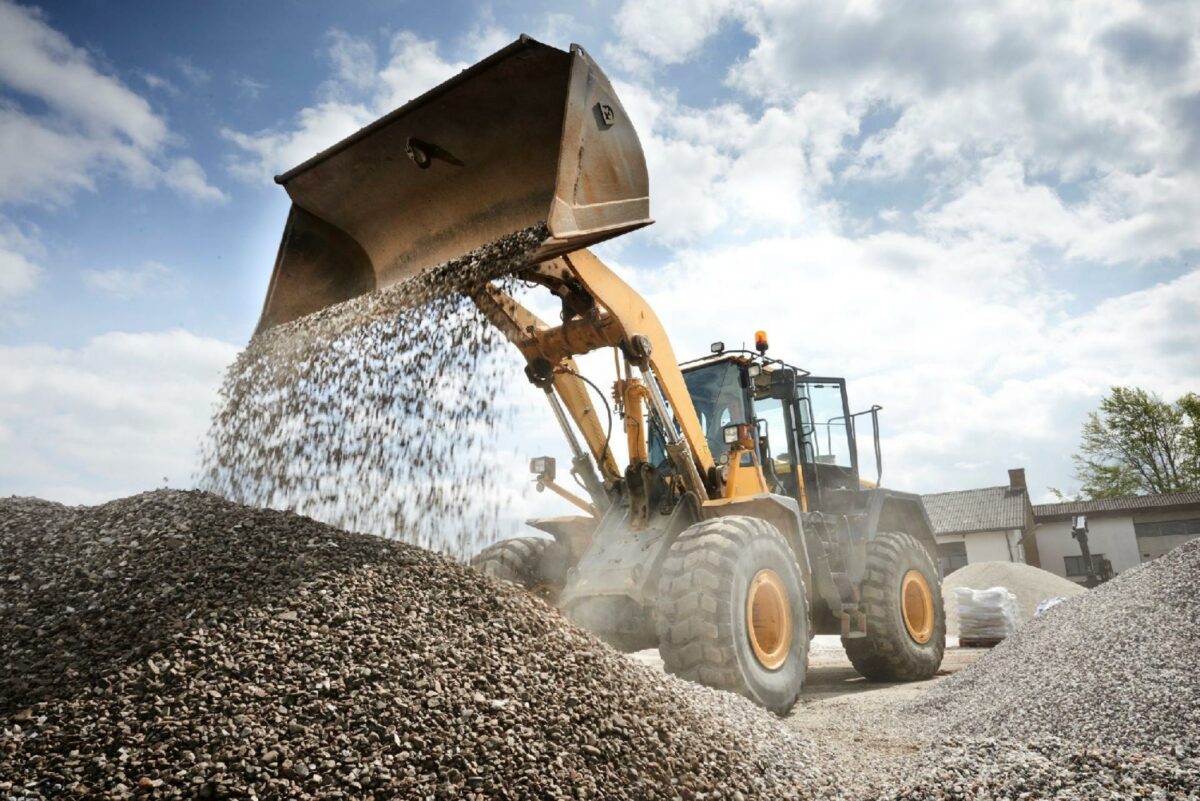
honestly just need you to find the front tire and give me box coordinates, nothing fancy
[656,516,809,715]
[470,537,568,604]
[842,531,946,681]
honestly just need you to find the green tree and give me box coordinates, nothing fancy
[1072,387,1200,498]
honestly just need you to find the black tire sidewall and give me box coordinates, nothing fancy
[884,542,943,663]
[728,532,809,711]
[845,531,946,681]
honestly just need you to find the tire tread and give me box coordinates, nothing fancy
[842,531,946,681]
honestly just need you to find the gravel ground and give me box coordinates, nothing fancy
[4,491,1198,799]
[941,560,1085,637]
[0,490,840,800]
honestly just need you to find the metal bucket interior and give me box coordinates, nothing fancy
[256,36,651,331]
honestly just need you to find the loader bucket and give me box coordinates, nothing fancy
[256,36,652,331]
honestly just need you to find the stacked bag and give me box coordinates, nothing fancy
[954,586,1018,641]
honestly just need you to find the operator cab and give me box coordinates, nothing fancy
[677,341,882,512]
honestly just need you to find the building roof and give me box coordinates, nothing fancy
[922,485,1030,535]
[1034,490,1200,521]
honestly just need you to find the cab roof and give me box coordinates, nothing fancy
[679,348,810,378]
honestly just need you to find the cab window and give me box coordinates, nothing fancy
[683,360,747,460]
[798,381,853,469]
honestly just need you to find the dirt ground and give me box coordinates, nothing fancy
[629,635,986,770]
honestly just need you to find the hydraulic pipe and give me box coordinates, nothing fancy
[639,366,709,500]
[545,389,610,512]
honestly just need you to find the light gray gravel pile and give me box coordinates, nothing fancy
[941,561,1086,637]
[886,739,1200,800]
[917,538,1200,755]
[0,490,840,800]
[197,226,546,560]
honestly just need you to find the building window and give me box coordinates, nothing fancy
[937,542,969,576]
[1064,554,1106,577]
[1134,519,1200,538]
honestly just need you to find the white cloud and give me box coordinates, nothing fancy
[375,31,464,111]
[236,75,267,100]
[163,157,230,204]
[609,0,1200,264]
[175,57,211,87]
[726,0,1199,182]
[0,100,142,205]
[0,329,239,504]
[608,80,859,245]
[139,71,179,95]
[0,248,38,298]
[222,100,375,182]
[0,1,165,148]
[613,0,738,66]
[0,214,42,302]
[323,30,378,95]
[0,1,225,206]
[462,21,513,61]
[82,261,173,299]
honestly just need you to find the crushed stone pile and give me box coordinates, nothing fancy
[197,226,548,560]
[942,560,1085,637]
[884,740,1199,800]
[918,538,1200,755]
[0,490,840,800]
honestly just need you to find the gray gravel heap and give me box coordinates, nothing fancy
[887,739,1200,800]
[915,537,1200,755]
[0,490,837,800]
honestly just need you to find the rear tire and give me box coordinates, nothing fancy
[656,516,809,715]
[470,537,568,604]
[842,531,945,681]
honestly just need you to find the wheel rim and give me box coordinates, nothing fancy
[746,569,793,670]
[901,569,935,644]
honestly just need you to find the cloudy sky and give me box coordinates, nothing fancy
[1,0,1198,511]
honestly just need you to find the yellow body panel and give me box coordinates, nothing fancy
[723,448,770,499]
[557,250,716,477]
[472,285,620,482]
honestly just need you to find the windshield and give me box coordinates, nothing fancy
[683,360,747,461]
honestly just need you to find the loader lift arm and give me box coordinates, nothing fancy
[472,250,719,508]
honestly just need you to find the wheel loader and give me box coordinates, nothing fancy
[256,35,946,714]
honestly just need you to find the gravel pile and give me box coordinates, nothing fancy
[917,538,1200,755]
[0,490,840,800]
[197,226,547,560]
[885,739,1200,800]
[942,561,1085,637]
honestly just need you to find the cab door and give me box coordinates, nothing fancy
[794,377,859,509]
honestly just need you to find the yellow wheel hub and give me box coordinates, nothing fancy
[746,569,793,670]
[901,569,935,644]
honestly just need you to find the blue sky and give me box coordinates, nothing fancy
[2,0,1198,509]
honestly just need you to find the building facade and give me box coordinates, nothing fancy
[1033,491,1200,584]
[922,469,1039,576]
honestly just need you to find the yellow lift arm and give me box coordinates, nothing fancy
[473,249,767,517]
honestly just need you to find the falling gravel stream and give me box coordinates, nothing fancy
[196,226,548,559]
